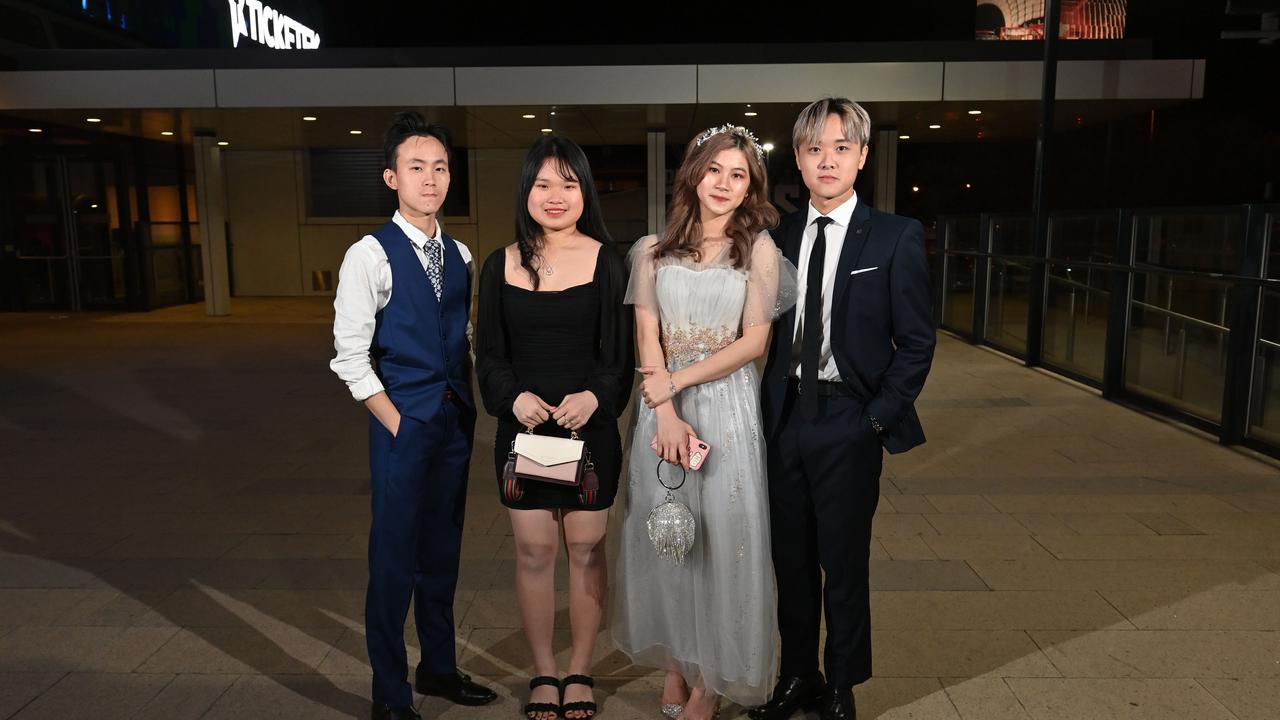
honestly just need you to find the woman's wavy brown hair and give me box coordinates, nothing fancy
[654,127,778,269]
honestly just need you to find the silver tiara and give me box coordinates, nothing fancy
[695,124,765,159]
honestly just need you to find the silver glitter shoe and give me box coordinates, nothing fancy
[661,704,684,719]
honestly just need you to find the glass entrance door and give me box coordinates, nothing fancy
[12,155,125,311]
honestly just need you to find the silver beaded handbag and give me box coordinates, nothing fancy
[647,459,696,564]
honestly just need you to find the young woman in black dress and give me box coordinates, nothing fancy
[475,136,632,720]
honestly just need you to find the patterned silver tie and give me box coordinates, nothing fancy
[423,237,443,301]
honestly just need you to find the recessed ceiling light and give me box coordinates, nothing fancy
[928,124,941,130]
[761,142,775,152]
[349,130,362,135]
[744,111,758,117]
[302,116,317,121]
[549,111,556,116]
[911,185,921,192]
[540,128,553,133]
[965,183,972,188]
[161,131,174,136]
[968,110,983,115]
[28,128,42,133]
[90,203,99,208]
[217,141,229,146]
[522,114,536,119]
[86,117,101,123]
[899,134,910,140]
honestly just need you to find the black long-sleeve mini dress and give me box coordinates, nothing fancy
[475,243,633,510]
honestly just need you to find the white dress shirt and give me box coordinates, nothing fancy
[791,192,858,381]
[330,211,473,401]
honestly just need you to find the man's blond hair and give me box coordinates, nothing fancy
[792,97,872,150]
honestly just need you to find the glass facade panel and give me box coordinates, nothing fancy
[1126,272,1231,422]
[984,217,1033,354]
[941,217,980,335]
[1248,216,1280,444]
[1042,214,1118,380]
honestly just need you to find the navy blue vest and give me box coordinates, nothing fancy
[370,220,473,422]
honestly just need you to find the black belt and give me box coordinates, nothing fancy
[788,378,854,397]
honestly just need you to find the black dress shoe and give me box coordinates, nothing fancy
[371,702,421,720]
[818,687,855,720]
[414,666,499,706]
[747,674,826,720]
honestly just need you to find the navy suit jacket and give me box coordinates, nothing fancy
[761,200,936,454]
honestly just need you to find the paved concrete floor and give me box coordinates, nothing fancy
[1,298,1279,719]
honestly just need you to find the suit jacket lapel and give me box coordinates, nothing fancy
[833,200,873,309]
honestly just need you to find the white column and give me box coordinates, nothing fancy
[192,134,231,316]
[646,130,666,236]
[874,128,899,215]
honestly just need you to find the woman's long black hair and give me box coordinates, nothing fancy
[515,136,612,289]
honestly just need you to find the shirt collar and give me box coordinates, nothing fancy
[805,191,858,229]
[393,210,443,250]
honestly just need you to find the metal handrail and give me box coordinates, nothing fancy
[1131,300,1229,333]
[1262,338,1280,351]
[942,250,1280,289]
[1048,274,1111,295]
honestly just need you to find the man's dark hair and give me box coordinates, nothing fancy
[383,110,453,171]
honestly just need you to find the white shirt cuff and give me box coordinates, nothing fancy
[349,374,385,402]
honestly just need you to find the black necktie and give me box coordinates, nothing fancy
[800,216,833,421]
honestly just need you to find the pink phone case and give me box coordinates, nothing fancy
[650,434,713,470]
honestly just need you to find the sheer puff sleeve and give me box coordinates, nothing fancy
[742,231,798,328]
[583,244,635,419]
[475,247,522,419]
[623,235,660,317]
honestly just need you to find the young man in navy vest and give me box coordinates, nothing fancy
[754,98,936,720]
[331,111,497,720]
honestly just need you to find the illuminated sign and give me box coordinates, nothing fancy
[976,0,1127,40]
[227,0,320,49]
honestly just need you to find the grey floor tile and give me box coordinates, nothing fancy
[942,677,1033,720]
[0,556,103,589]
[1035,534,1280,561]
[1101,590,1280,630]
[98,533,244,559]
[1006,678,1237,720]
[222,534,355,560]
[872,591,1128,631]
[0,589,110,626]
[53,590,178,627]
[1030,629,1280,678]
[870,560,990,591]
[199,673,372,720]
[133,673,239,720]
[968,558,1280,591]
[853,677,962,719]
[925,514,1032,536]
[872,514,939,537]
[926,495,1001,514]
[0,626,178,673]
[873,630,1061,678]
[923,535,1054,560]
[879,536,939,561]
[0,673,65,720]
[11,672,172,720]
[1197,679,1280,720]
[136,626,345,674]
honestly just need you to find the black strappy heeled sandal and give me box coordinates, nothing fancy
[561,674,597,719]
[524,676,561,720]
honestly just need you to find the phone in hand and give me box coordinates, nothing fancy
[650,434,713,470]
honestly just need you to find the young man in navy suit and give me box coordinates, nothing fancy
[754,98,936,720]
[331,111,497,720]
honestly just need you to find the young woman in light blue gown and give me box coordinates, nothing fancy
[612,125,797,720]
